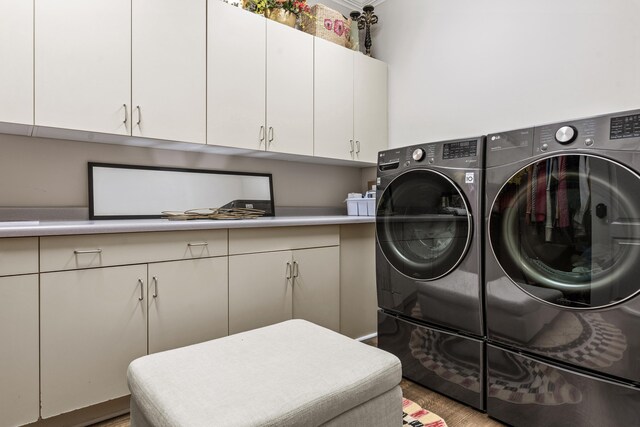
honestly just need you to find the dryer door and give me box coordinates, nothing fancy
[489,154,640,309]
[376,169,472,281]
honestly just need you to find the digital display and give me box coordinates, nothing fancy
[443,140,477,160]
[610,114,640,140]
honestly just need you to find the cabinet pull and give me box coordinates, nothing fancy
[187,242,208,247]
[138,278,144,301]
[293,261,299,278]
[136,105,141,126]
[259,125,265,146]
[74,248,102,255]
[152,276,158,298]
[123,104,128,125]
[286,261,292,280]
[268,126,274,146]
[349,139,354,155]
[356,140,361,154]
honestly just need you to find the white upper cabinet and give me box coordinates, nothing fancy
[314,37,354,161]
[0,0,33,125]
[132,0,206,144]
[266,19,314,156]
[208,0,266,151]
[354,54,388,163]
[35,0,131,135]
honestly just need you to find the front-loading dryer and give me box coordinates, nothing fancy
[484,110,640,426]
[376,137,485,410]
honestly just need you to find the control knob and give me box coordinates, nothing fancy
[412,148,426,162]
[555,126,577,144]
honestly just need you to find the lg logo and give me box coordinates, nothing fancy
[491,135,501,141]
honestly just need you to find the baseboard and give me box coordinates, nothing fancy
[356,332,378,342]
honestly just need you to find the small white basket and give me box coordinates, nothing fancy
[346,197,374,216]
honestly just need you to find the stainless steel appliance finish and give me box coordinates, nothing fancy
[485,109,640,425]
[376,137,485,410]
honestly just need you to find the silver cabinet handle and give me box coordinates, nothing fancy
[259,125,265,145]
[136,105,141,126]
[356,140,361,154]
[293,261,299,278]
[286,261,292,280]
[349,139,354,155]
[268,126,274,145]
[74,249,102,255]
[152,276,158,298]
[188,242,208,247]
[138,278,144,301]
[123,104,128,125]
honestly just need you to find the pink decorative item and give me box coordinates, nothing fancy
[324,18,332,31]
[333,19,344,36]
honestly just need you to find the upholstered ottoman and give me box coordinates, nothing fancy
[127,320,402,426]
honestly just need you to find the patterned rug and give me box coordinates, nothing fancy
[402,398,448,427]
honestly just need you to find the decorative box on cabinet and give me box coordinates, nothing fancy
[208,0,313,156]
[228,226,340,334]
[0,238,39,427]
[39,230,228,418]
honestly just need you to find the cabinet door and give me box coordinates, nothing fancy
[132,0,206,144]
[40,265,147,418]
[292,246,340,332]
[354,54,388,163]
[208,0,266,150]
[35,0,131,135]
[266,20,313,155]
[148,257,228,354]
[229,250,292,334]
[314,38,354,161]
[0,275,39,427]
[0,0,32,125]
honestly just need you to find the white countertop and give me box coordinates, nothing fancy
[0,215,375,238]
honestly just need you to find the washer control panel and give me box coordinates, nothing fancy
[442,140,478,160]
[610,113,640,140]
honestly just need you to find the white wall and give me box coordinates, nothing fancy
[0,134,364,209]
[374,0,640,147]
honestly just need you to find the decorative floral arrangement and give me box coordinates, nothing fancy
[244,0,311,17]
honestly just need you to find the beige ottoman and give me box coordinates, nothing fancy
[127,320,402,426]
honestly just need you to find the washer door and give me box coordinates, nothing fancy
[376,169,472,281]
[489,154,640,309]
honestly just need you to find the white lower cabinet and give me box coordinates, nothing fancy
[40,265,148,418]
[0,274,39,427]
[229,246,339,334]
[291,246,340,332]
[148,257,228,354]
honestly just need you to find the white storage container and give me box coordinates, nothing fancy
[346,198,374,216]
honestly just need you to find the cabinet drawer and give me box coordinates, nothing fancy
[40,230,227,272]
[229,225,339,255]
[0,237,38,276]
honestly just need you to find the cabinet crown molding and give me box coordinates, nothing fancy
[330,0,387,12]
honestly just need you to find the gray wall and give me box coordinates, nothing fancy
[0,134,364,210]
[373,0,640,147]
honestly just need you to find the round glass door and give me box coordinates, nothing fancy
[376,169,472,280]
[489,154,640,309]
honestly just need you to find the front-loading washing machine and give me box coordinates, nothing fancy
[376,137,485,410]
[484,109,640,426]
